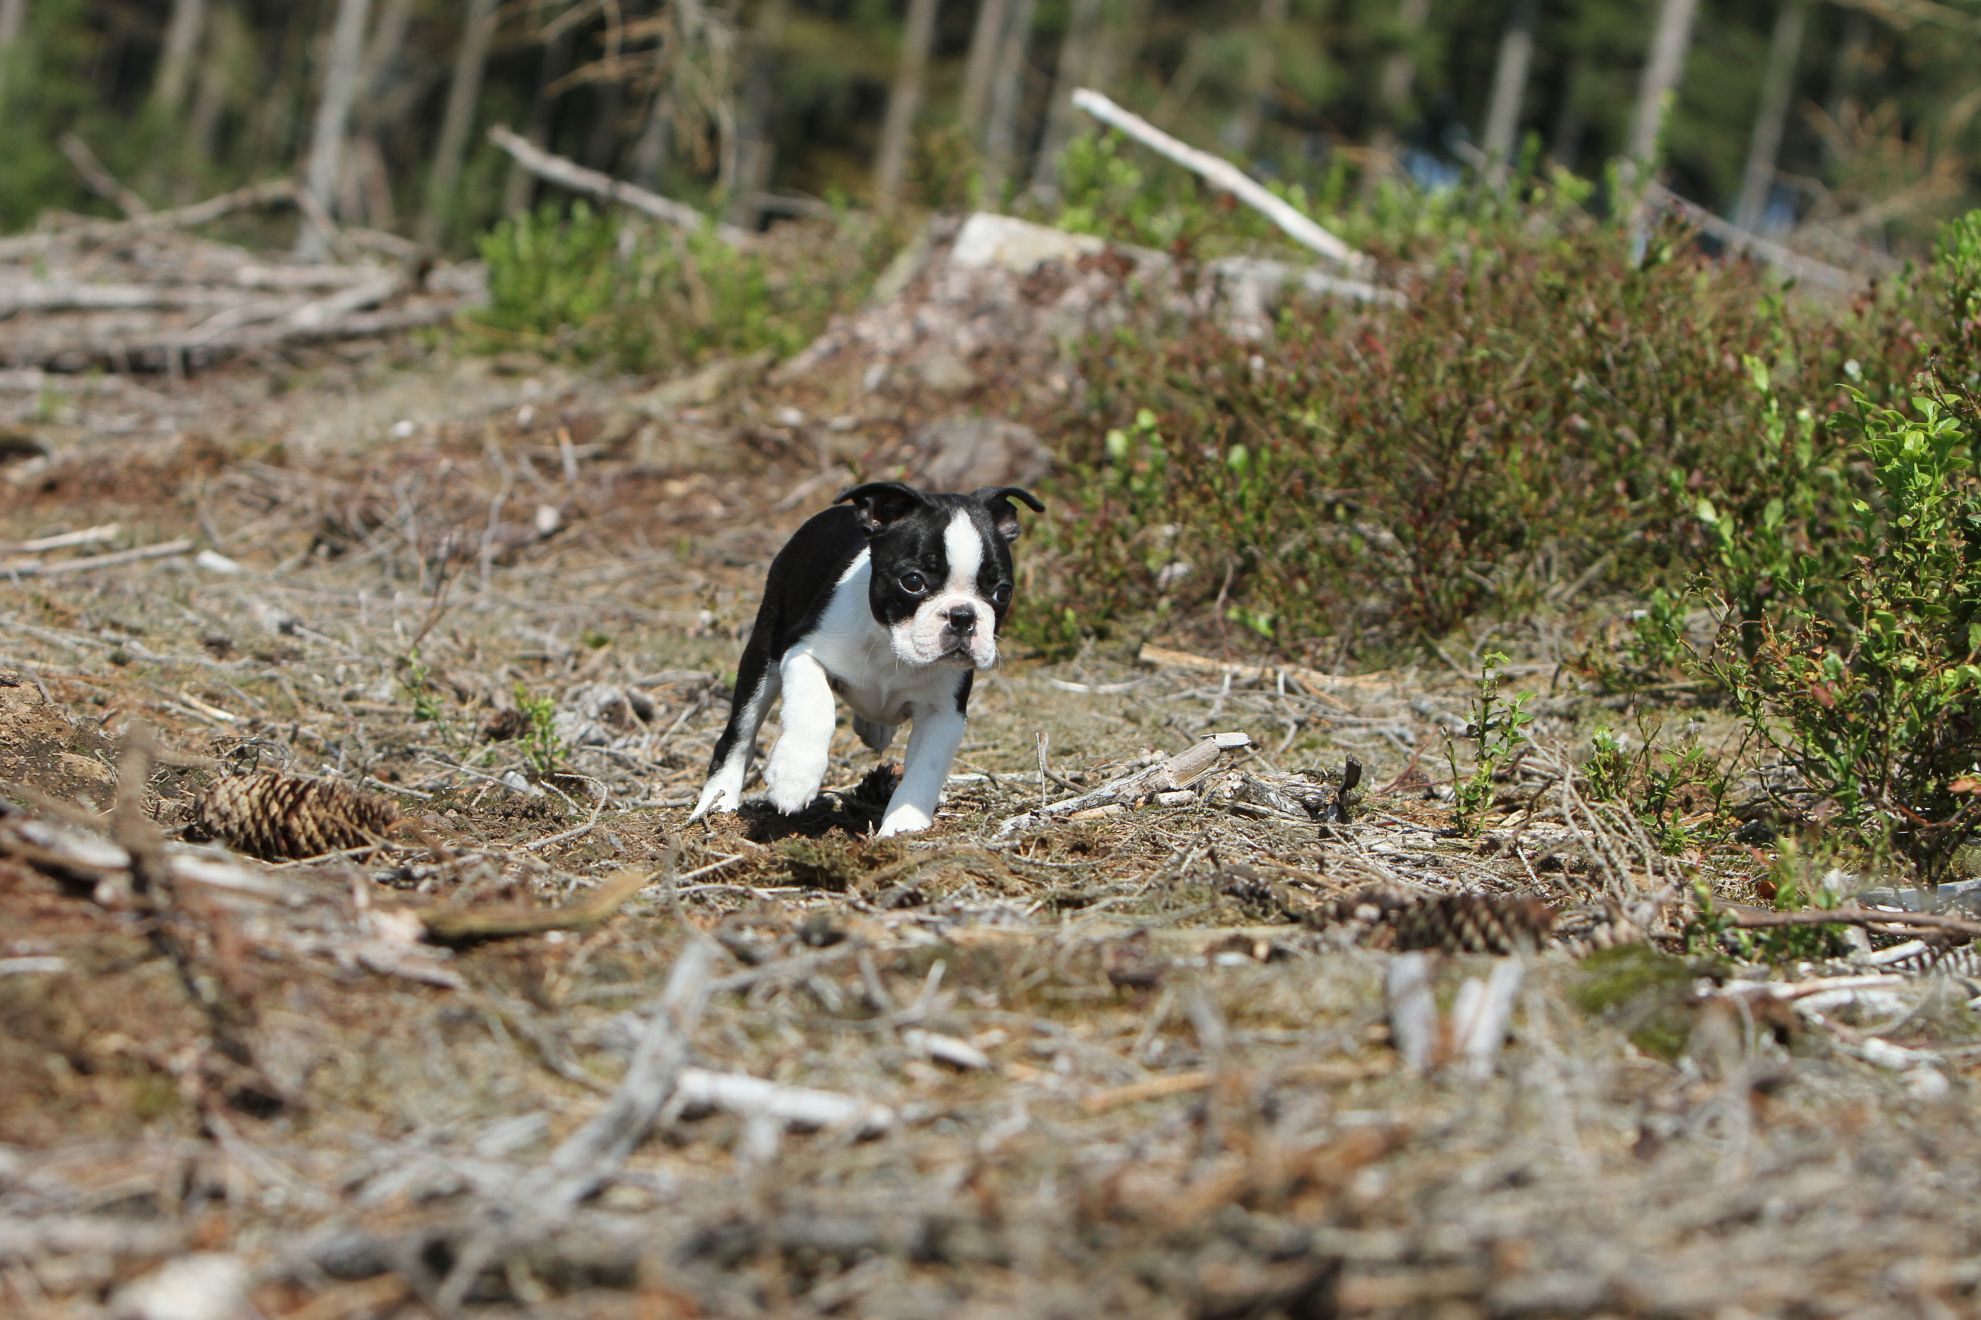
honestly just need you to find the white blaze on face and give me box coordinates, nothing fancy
[890,510,999,668]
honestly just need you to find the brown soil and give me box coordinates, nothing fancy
[2,343,1977,1319]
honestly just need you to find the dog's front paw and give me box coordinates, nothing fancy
[689,775,743,821]
[763,748,827,815]
[877,803,933,837]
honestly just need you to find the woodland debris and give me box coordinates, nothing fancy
[0,537,195,578]
[417,866,650,944]
[488,126,751,246]
[1070,88,1375,274]
[1386,953,1525,1078]
[193,770,399,862]
[0,180,484,373]
[519,941,715,1214]
[994,731,1252,836]
[1137,642,1401,706]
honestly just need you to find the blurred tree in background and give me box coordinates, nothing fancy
[0,0,1975,253]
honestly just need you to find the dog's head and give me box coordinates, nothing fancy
[835,482,1045,669]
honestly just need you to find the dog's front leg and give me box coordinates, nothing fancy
[880,705,966,836]
[762,652,836,815]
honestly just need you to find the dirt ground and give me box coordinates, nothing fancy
[4,342,1981,1320]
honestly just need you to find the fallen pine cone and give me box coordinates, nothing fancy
[194,771,398,861]
[1315,886,1557,955]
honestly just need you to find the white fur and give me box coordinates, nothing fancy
[878,706,968,836]
[888,510,998,668]
[763,652,836,813]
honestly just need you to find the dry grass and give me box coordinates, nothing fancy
[3,348,1981,1318]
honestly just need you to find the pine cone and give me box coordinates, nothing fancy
[194,772,398,861]
[1314,886,1556,954]
[1389,893,1557,954]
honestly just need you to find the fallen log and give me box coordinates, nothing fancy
[488,125,751,246]
[1070,88,1375,274]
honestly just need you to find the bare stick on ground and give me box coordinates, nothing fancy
[519,939,716,1214]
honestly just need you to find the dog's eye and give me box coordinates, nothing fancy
[899,571,928,595]
[991,583,1012,608]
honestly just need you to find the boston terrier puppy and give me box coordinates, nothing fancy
[690,482,1044,836]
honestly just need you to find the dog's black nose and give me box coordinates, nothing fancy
[945,604,977,633]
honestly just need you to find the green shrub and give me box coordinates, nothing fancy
[1707,372,1981,880]
[469,201,890,375]
[1019,218,1886,658]
[1938,210,1981,385]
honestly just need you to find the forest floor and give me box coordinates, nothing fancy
[4,337,1981,1319]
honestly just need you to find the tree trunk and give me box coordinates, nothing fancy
[418,0,499,246]
[1082,0,1149,100]
[0,0,27,104]
[1031,0,1102,191]
[152,0,207,113]
[1222,0,1289,159]
[1480,0,1539,166]
[629,88,674,190]
[1733,0,1808,232]
[726,0,791,229]
[1376,0,1431,116]
[503,21,577,216]
[358,0,416,105]
[188,8,234,165]
[299,0,373,256]
[1549,57,1589,172]
[979,0,1037,197]
[1626,0,1700,167]
[1364,0,1432,189]
[960,0,1010,133]
[1821,10,1866,171]
[875,0,942,205]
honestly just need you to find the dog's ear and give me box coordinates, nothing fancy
[835,482,928,536]
[971,486,1045,542]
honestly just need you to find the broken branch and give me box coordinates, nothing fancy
[488,125,751,246]
[1070,88,1375,273]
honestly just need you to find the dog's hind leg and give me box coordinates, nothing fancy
[852,714,896,752]
[690,635,779,820]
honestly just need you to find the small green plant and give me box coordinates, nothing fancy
[1684,867,1849,963]
[1445,649,1534,833]
[1585,722,1727,854]
[1622,587,1691,675]
[400,648,445,725]
[1708,369,1981,880]
[513,682,567,781]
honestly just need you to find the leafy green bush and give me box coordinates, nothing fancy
[1707,373,1981,880]
[469,201,890,375]
[1016,217,1901,659]
[1938,210,1981,386]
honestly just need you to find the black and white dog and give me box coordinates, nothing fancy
[690,482,1044,836]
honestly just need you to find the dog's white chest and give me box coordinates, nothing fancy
[820,661,942,725]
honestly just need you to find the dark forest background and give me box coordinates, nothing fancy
[1,0,1976,255]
